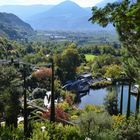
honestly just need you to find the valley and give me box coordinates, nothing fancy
[0,0,140,140]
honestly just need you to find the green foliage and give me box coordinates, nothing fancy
[30,121,83,140]
[113,117,140,140]
[85,54,95,62]
[78,110,113,139]
[0,127,24,140]
[32,88,46,99]
[104,64,122,79]
[55,44,82,82]
[79,45,121,56]
[0,65,21,127]
[54,79,62,99]
[90,0,140,45]
[91,80,112,89]
[57,101,70,111]
[0,12,34,40]
[90,0,140,88]
[91,54,121,77]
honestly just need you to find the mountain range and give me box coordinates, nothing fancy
[0,12,34,39]
[0,5,53,20]
[0,0,118,31]
[26,1,115,31]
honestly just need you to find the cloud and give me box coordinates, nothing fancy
[72,0,103,7]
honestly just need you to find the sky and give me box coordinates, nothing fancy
[0,0,103,7]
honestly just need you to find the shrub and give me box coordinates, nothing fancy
[0,126,24,140]
[32,88,46,99]
[84,104,103,113]
[30,121,83,140]
[42,106,69,122]
[91,80,112,89]
[113,117,140,140]
[78,110,113,139]
[57,101,70,111]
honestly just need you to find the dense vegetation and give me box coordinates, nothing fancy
[0,12,34,40]
[0,0,140,139]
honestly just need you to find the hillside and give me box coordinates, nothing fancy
[0,12,34,40]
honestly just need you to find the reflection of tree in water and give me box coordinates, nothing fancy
[104,85,120,115]
[75,91,89,104]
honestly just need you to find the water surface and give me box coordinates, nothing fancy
[77,85,137,114]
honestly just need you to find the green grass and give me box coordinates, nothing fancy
[85,54,95,61]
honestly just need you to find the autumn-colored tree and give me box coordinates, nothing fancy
[42,107,69,122]
[31,67,52,90]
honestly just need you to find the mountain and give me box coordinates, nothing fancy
[0,12,34,40]
[27,1,113,31]
[0,5,53,20]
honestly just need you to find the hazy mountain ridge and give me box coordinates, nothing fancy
[0,5,53,20]
[26,1,93,30]
[0,0,119,31]
[26,1,114,31]
[0,12,34,39]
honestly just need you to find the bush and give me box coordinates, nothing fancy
[78,110,113,139]
[42,107,70,122]
[57,101,70,111]
[84,104,103,113]
[0,126,24,140]
[32,88,46,99]
[113,117,140,140]
[91,80,112,89]
[30,121,83,140]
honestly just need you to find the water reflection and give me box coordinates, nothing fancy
[77,85,137,114]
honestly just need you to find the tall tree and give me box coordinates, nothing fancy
[89,0,140,116]
[0,65,21,127]
[55,44,81,82]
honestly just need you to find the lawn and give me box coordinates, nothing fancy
[85,54,95,61]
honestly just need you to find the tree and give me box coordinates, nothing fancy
[105,64,122,79]
[31,67,52,90]
[89,0,140,77]
[78,110,113,139]
[89,0,140,116]
[89,0,140,46]
[55,45,81,82]
[0,65,21,127]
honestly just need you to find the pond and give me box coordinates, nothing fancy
[77,85,137,114]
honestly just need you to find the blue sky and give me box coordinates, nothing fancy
[0,0,103,7]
